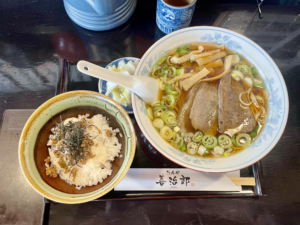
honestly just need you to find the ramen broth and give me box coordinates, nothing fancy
[163,0,191,7]
[147,43,268,158]
[34,106,125,194]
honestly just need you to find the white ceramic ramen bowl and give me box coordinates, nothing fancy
[132,26,289,173]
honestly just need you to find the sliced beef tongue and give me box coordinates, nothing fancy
[190,82,219,136]
[218,74,256,133]
[178,82,201,132]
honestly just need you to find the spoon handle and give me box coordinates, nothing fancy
[77,60,135,90]
[77,60,159,103]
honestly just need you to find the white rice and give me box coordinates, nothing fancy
[47,114,122,190]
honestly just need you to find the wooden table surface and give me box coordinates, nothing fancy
[0,0,299,224]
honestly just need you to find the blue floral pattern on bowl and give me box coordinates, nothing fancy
[200,33,242,51]
[254,77,283,146]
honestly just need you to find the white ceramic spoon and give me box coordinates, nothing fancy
[77,61,159,103]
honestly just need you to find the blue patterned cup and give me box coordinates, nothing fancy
[156,0,197,34]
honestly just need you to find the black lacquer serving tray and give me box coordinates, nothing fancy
[46,58,267,201]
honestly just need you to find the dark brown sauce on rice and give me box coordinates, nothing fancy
[34,106,125,194]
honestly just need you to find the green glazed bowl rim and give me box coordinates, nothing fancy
[19,90,136,204]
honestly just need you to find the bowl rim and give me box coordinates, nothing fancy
[19,90,136,203]
[132,26,289,173]
[159,0,197,9]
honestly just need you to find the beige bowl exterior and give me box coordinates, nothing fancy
[19,91,136,204]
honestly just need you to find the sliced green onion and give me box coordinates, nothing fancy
[218,135,232,149]
[187,142,198,155]
[164,83,170,91]
[172,131,177,140]
[165,84,179,95]
[169,67,176,78]
[190,60,194,63]
[179,130,186,137]
[153,105,167,111]
[185,132,194,142]
[253,82,265,88]
[176,67,184,76]
[203,149,210,158]
[232,54,240,65]
[153,118,164,129]
[236,65,251,76]
[163,116,177,128]
[231,70,244,81]
[192,131,203,143]
[254,78,263,84]
[223,152,229,157]
[250,65,259,78]
[202,135,218,149]
[158,65,169,76]
[174,137,184,149]
[161,110,177,127]
[173,133,180,143]
[177,45,191,56]
[146,108,154,120]
[178,49,188,56]
[161,111,175,120]
[256,95,265,105]
[160,126,173,140]
[250,123,261,138]
[213,146,224,155]
[178,45,190,51]
[232,135,238,147]
[158,70,166,77]
[231,72,240,81]
[161,110,176,120]
[157,56,167,66]
[151,66,161,78]
[236,133,251,147]
[153,108,164,118]
[181,144,186,151]
[162,95,176,109]
[151,100,161,107]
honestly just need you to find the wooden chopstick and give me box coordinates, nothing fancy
[229,177,256,186]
